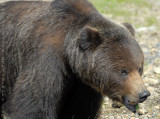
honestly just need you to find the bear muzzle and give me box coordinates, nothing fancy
[123,96,137,113]
[123,90,150,113]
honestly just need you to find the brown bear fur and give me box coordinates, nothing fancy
[0,0,150,119]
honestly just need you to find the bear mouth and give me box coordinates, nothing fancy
[123,97,138,113]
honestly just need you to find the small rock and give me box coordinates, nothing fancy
[104,97,109,102]
[136,26,156,33]
[143,116,149,119]
[142,47,149,54]
[147,115,152,118]
[109,116,114,119]
[137,109,148,115]
[134,113,139,118]
[116,116,121,119]
[130,117,135,119]
[155,106,159,110]
[153,67,160,74]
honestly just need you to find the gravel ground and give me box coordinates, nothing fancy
[0,0,159,119]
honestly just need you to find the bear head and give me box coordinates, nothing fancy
[66,18,150,113]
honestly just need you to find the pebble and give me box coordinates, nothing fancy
[116,116,121,119]
[136,26,156,33]
[147,115,152,118]
[109,116,114,119]
[154,106,159,110]
[130,117,135,119]
[137,109,148,115]
[142,47,149,54]
[104,97,109,102]
[153,67,160,74]
[143,116,149,119]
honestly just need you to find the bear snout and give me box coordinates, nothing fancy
[138,90,151,103]
[123,89,151,113]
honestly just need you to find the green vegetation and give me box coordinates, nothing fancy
[89,0,151,15]
[89,0,159,28]
[146,16,158,26]
[136,104,139,110]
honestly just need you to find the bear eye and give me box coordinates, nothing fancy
[138,67,143,75]
[121,69,128,76]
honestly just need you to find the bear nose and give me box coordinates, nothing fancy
[139,90,151,103]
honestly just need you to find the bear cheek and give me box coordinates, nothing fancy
[123,71,147,103]
[101,77,126,102]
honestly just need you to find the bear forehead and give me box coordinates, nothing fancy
[104,40,144,70]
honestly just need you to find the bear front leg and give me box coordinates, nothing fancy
[4,64,64,119]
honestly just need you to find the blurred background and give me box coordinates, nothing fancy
[0,0,160,119]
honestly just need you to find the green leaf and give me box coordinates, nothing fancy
[136,105,139,110]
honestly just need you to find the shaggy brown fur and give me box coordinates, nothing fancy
[0,0,150,119]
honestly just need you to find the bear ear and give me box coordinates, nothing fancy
[77,26,102,51]
[123,23,135,37]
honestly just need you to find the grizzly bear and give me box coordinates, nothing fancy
[0,0,150,119]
